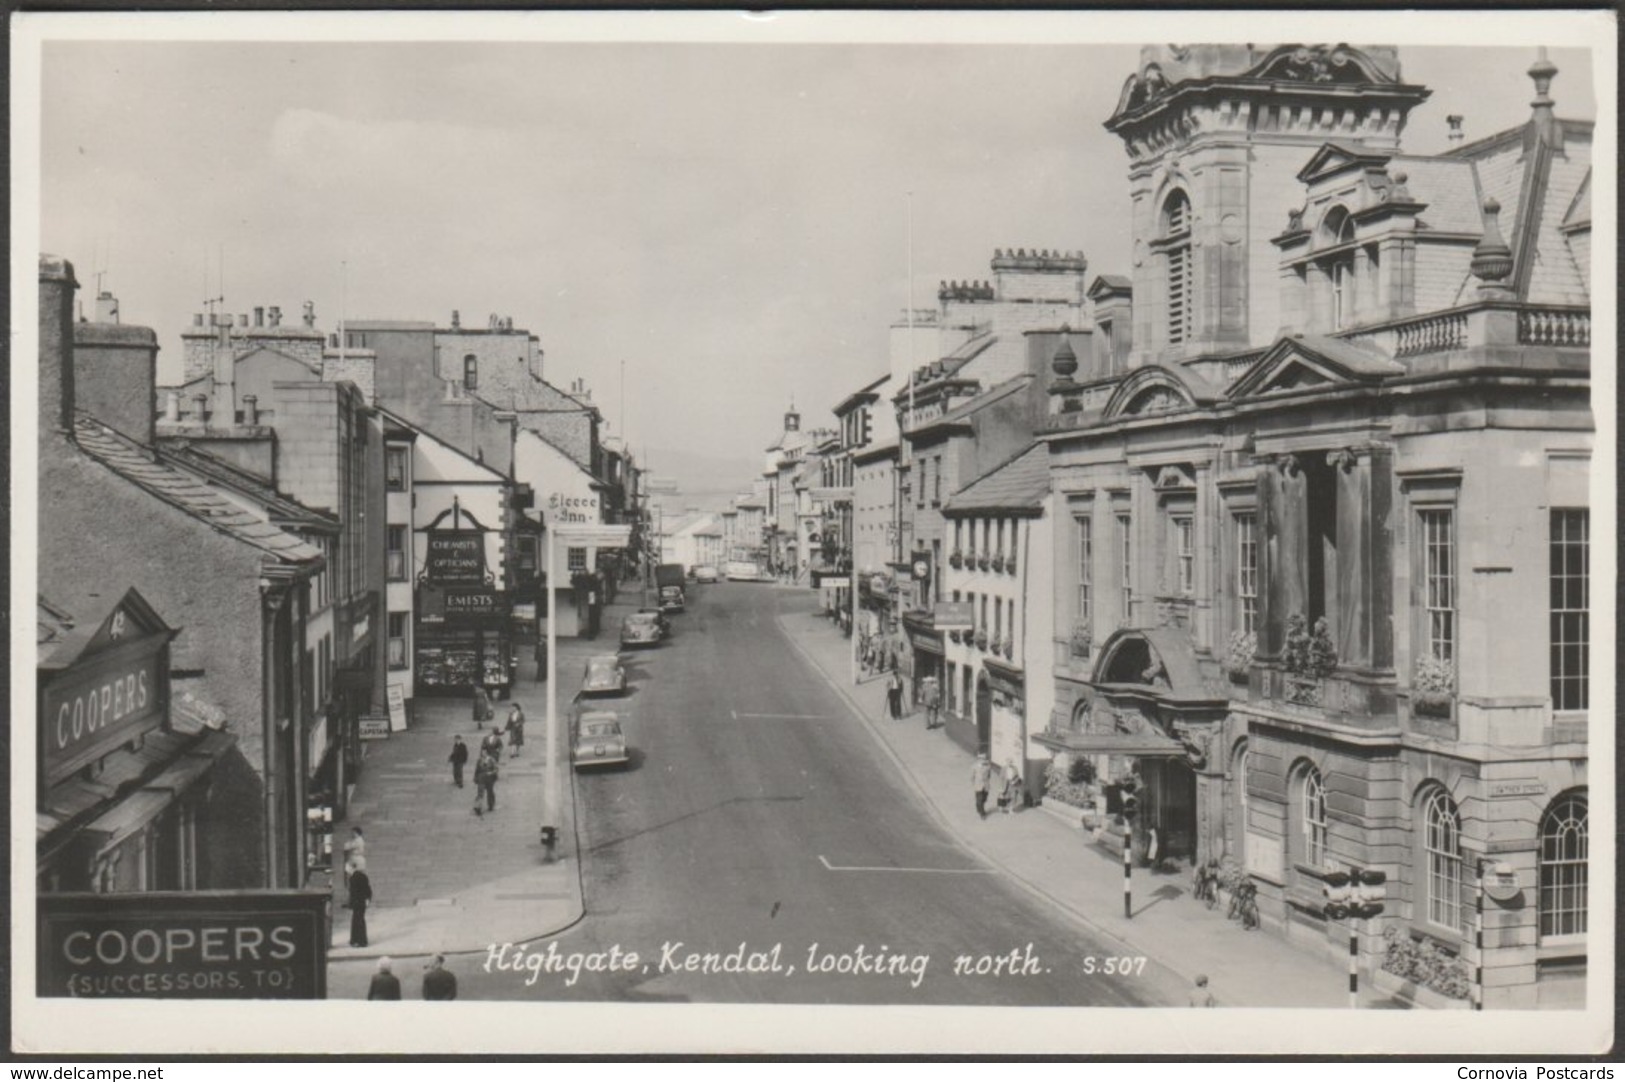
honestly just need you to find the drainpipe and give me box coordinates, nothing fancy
[1019,514,1033,800]
[260,582,281,889]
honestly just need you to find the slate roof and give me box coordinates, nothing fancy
[944,442,1050,515]
[941,373,1032,426]
[72,416,325,565]
[1386,156,1482,234]
[37,596,76,646]
[159,442,339,533]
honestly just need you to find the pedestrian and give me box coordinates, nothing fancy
[972,753,993,819]
[367,957,401,1001]
[473,751,499,815]
[505,703,525,759]
[922,677,942,729]
[1188,973,1216,1008]
[342,826,366,884]
[448,735,469,788]
[534,638,549,683]
[1000,759,1023,814]
[886,669,903,720]
[481,725,505,762]
[472,683,491,729]
[347,865,373,948]
[422,954,458,1001]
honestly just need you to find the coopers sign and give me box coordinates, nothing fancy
[40,633,167,788]
[38,891,328,999]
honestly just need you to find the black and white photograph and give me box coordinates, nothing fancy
[10,8,1615,1057]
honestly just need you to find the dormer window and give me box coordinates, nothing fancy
[1161,191,1193,346]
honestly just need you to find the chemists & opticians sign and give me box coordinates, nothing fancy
[39,589,173,788]
[425,530,489,584]
[38,890,328,999]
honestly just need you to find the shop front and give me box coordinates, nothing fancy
[902,612,944,718]
[414,584,512,697]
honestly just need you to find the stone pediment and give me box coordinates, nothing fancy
[1296,141,1392,185]
[1102,364,1219,421]
[1226,334,1404,401]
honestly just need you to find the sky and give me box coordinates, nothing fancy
[30,15,1601,496]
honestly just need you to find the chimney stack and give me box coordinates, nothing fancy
[451,309,461,330]
[302,301,316,328]
[165,389,180,422]
[1446,114,1464,143]
[243,394,258,425]
[254,306,265,327]
[95,291,120,323]
[268,306,282,327]
[39,254,79,437]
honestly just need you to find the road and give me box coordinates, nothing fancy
[363,582,1182,1005]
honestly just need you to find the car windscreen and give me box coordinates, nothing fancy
[581,722,620,738]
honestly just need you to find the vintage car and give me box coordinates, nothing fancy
[620,610,665,648]
[579,654,627,696]
[692,564,720,584]
[572,710,629,770]
[725,560,764,582]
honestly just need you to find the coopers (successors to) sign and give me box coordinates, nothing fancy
[38,891,328,999]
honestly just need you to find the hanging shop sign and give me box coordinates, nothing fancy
[38,890,328,999]
[424,530,489,585]
[39,589,174,789]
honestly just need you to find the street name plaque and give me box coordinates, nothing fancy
[38,890,329,999]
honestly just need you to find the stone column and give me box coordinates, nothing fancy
[1260,455,1308,659]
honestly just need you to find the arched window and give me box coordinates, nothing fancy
[1539,794,1587,939]
[1422,788,1465,932]
[1162,191,1193,346]
[1301,766,1328,867]
[463,354,478,390]
[1321,207,1358,331]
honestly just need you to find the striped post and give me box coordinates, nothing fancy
[1348,920,1360,1008]
[1473,861,1485,1010]
[1123,833,1133,919]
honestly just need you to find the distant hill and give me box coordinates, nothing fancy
[639,445,760,512]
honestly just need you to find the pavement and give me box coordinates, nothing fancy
[776,601,1399,1009]
[325,589,650,964]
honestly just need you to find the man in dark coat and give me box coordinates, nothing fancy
[422,954,458,1000]
[348,867,373,948]
[448,735,469,788]
[367,957,401,1000]
[473,752,498,814]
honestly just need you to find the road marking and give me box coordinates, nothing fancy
[818,854,995,875]
[730,710,829,720]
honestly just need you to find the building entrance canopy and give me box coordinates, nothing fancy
[1035,730,1185,757]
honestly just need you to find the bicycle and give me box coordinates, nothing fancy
[1192,860,1221,910]
[1228,878,1260,930]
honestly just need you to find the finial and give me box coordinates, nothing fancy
[1471,197,1514,298]
[1529,47,1557,105]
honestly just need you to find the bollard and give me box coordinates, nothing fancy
[1348,921,1360,1008]
[1123,835,1133,919]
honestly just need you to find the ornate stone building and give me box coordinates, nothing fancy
[1039,45,1592,1007]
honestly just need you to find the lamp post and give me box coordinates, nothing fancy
[539,513,559,857]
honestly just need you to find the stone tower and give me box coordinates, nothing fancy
[1104,44,1431,365]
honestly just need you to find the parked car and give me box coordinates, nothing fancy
[692,564,719,583]
[726,560,764,582]
[620,611,664,648]
[636,607,673,637]
[572,710,629,769]
[580,654,627,696]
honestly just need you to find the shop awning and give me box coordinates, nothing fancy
[79,729,237,855]
[1035,730,1186,757]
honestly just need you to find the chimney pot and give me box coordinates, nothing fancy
[194,393,209,423]
[451,309,461,330]
[238,313,249,328]
[164,389,180,422]
[268,306,282,327]
[243,394,258,425]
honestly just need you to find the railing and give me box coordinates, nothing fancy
[1517,308,1590,347]
[1394,313,1468,358]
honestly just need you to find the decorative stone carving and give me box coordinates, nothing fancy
[1277,453,1302,478]
[1471,198,1515,298]
[1327,448,1358,473]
